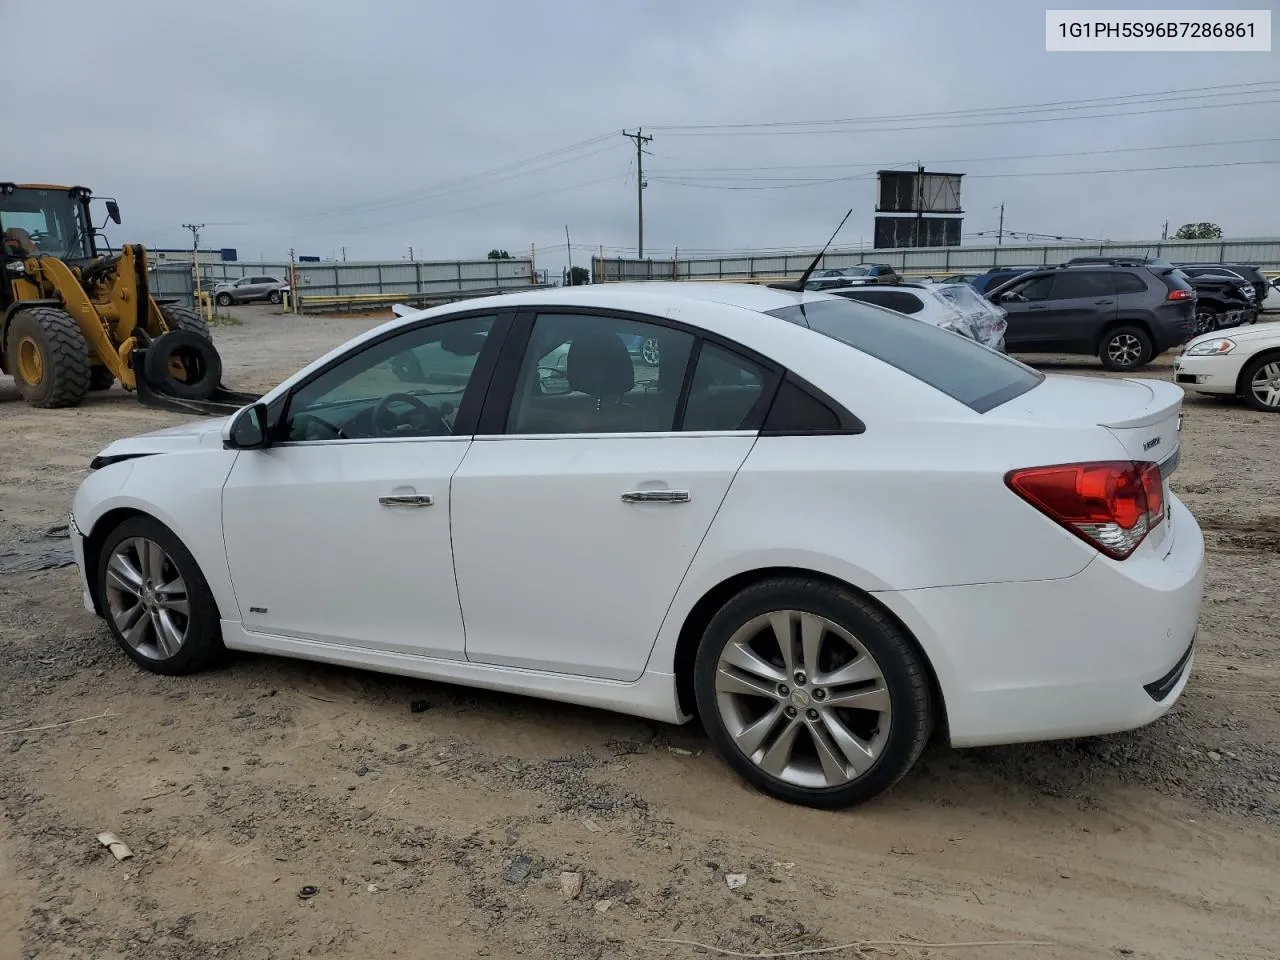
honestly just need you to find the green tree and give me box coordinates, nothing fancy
[487,249,512,260]
[1172,222,1223,241]
[568,266,590,286]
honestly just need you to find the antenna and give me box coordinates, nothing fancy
[768,208,853,292]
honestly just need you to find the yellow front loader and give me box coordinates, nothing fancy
[1,182,253,412]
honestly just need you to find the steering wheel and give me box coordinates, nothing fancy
[372,393,449,437]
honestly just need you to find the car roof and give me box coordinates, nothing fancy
[428,281,839,315]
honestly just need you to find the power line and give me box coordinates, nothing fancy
[649,158,1280,191]
[648,94,1280,138]
[648,136,1280,176]
[645,81,1280,131]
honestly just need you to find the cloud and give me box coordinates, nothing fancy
[5,0,1276,270]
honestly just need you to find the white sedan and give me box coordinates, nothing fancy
[69,283,1204,808]
[1174,321,1280,411]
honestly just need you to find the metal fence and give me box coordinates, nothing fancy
[592,237,1280,282]
[151,257,536,305]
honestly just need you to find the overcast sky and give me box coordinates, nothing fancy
[6,1,1277,271]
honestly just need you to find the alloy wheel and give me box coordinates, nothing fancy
[1106,333,1142,368]
[104,537,191,660]
[1195,310,1217,335]
[1250,361,1280,409]
[641,337,661,365]
[713,610,891,789]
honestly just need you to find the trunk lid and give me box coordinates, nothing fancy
[996,373,1182,552]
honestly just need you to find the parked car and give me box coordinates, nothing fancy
[823,281,1007,351]
[70,281,1202,810]
[1173,266,1257,333]
[1174,262,1270,311]
[986,261,1197,370]
[934,273,983,286]
[805,264,900,290]
[212,275,290,306]
[1174,322,1280,412]
[969,266,1041,294]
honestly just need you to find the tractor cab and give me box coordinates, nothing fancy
[0,184,97,266]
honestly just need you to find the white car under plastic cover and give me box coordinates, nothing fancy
[70,281,1206,809]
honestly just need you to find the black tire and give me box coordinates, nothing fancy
[1194,307,1220,336]
[89,366,115,391]
[96,515,223,675]
[143,329,222,400]
[160,302,212,341]
[1240,353,1280,413]
[268,289,282,304]
[215,293,232,307]
[693,577,933,809]
[1099,325,1153,371]
[5,306,91,408]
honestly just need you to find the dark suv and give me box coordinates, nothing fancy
[985,261,1197,371]
[1174,262,1270,311]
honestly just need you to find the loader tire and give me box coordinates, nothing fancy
[143,330,222,401]
[89,367,115,391]
[6,307,91,409]
[160,303,212,342]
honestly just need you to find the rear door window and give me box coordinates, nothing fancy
[1050,271,1114,299]
[1113,272,1148,294]
[767,298,1043,413]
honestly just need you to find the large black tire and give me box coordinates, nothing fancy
[5,307,91,408]
[693,577,933,809]
[96,515,224,676]
[143,330,222,400]
[160,302,212,341]
[1099,325,1154,372]
[89,366,115,391]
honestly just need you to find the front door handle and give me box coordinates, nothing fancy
[379,494,434,507]
[1095,299,1115,305]
[621,489,690,504]
[1027,304,1047,311]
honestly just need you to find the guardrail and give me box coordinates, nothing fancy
[296,286,530,314]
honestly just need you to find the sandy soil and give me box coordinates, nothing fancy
[1,305,1277,960]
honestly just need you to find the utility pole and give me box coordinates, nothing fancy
[341,246,347,262]
[288,247,298,314]
[564,225,574,285]
[913,163,924,248]
[182,223,205,309]
[1161,221,1169,240]
[622,128,653,258]
[408,246,414,261]
[996,203,1005,246]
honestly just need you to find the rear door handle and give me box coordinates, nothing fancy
[621,489,690,503]
[379,494,434,507]
[1027,305,1047,311]
[1095,299,1115,305]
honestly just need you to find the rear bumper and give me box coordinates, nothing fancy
[875,496,1205,748]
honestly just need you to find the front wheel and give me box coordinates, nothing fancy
[693,577,933,809]
[268,290,282,304]
[1099,325,1153,371]
[97,515,224,675]
[1241,355,1280,412]
[215,293,232,306]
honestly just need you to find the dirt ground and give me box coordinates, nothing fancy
[1,304,1277,960]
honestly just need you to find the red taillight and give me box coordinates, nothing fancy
[1167,289,1194,301]
[1005,461,1164,560]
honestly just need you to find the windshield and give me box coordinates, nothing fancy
[0,188,92,261]
[766,297,1042,413]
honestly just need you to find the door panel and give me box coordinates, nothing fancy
[222,439,470,658]
[1044,271,1116,348]
[451,435,756,680]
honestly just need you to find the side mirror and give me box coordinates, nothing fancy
[105,200,121,225]
[227,402,272,449]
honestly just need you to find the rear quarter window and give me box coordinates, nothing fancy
[767,298,1043,414]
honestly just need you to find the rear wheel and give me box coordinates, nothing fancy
[5,307,90,408]
[1099,325,1153,371]
[1241,355,1280,412]
[97,515,223,675]
[694,577,933,809]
